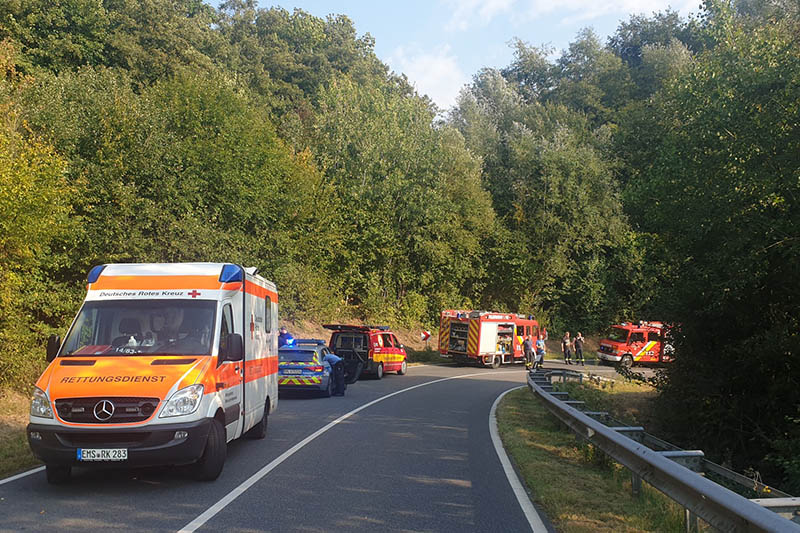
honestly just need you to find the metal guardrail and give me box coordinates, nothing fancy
[527,371,800,532]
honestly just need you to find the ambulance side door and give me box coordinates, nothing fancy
[217,302,244,440]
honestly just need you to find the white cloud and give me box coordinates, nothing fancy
[521,0,697,25]
[443,0,517,31]
[387,44,470,111]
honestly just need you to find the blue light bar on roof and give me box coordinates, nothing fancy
[219,264,243,283]
[87,265,106,283]
[295,339,326,345]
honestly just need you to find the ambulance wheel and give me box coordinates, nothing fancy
[397,359,407,375]
[194,419,226,481]
[322,376,333,398]
[491,355,501,369]
[247,400,269,439]
[375,363,384,380]
[45,464,71,484]
[620,354,634,369]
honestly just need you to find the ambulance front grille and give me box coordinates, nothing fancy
[55,397,160,424]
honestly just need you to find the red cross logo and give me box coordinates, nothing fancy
[188,290,201,298]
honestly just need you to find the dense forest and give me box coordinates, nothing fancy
[1,0,798,491]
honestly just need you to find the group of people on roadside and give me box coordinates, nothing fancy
[523,334,547,371]
[560,331,585,366]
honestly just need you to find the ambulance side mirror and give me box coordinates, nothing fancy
[46,335,61,362]
[224,333,244,362]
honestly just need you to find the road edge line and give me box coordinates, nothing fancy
[0,465,45,486]
[178,370,519,533]
[490,385,549,533]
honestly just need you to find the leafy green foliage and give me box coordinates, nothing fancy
[626,2,800,489]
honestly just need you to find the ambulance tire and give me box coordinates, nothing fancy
[491,355,501,369]
[397,359,407,375]
[45,464,71,484]
[620,354,634,369]
[375,363,384,380]
[322,376,333,398]
[194,419,226,481]
[247,400,269,439]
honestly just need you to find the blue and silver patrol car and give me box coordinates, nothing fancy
[278,339,335,397]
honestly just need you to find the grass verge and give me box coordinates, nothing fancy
[0,388,39,478]
[497,387,694,532]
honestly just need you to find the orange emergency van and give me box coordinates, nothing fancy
[27,263,278,483]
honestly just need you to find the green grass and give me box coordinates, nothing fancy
[497,388,696,532]
[0,388,40,478]
[405,347,453,365]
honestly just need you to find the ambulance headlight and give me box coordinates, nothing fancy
[160,384,204,418]
[30,387,53,419]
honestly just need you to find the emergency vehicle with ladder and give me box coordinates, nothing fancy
[438,310,540,368]
[27,263,278,483]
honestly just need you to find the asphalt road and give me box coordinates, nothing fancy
[1,364,562,533]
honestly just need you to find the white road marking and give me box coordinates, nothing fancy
[179,370,520,533]
[0,466,45,486]
[490,386,549,532]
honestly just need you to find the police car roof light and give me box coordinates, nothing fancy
[87,265,106,283]
[295,338,326,345]
[219,264,243,283]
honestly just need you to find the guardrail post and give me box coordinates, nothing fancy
[631,471,642,498]
[684,508,699,532]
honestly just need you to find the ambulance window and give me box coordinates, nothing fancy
[219,304,234,350]
[391,334,401,347]
[516,325,525,337]
[381,333,393,347]
[264,296,272,334]
[525,326,531,336]
[533,325,539,337]
[648,330,662,343]
[630,332,645,343]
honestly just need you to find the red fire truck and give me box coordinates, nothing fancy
[438,310,540,368]
[596,321,674,368]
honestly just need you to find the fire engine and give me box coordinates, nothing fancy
[438,310,540,368]
[596,321,674,368]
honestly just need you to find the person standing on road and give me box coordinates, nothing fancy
[574,332,585,366]
[535,336,546,370]
[562,331,572,365]
[278,326,294,347]
[523,335,535,370]
[323,352,346,396]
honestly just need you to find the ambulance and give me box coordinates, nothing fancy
[27,263,279,483]
[438,310,540,368]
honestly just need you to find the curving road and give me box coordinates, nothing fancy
[0,364,554,533]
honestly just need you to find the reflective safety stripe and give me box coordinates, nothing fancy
[439,317,450,352]
[467,320,479,355]
[278,377,322,385]
[635,341,658,359]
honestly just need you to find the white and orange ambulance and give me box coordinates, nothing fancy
[27,263,278,483]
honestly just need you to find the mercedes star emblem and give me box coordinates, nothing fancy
[93,400,115,421]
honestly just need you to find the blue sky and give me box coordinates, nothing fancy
[253,1,700,110]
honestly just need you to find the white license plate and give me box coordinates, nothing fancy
[283,369,302,375]
[77,448,128,461]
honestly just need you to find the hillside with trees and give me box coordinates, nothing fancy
[1,0,797,491]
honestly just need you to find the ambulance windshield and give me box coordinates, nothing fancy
[60,300,217,356]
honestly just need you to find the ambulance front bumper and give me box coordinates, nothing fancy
[597,351,622,362]
[27,418,211,468]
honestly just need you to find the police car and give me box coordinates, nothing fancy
[278,340,335,397]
